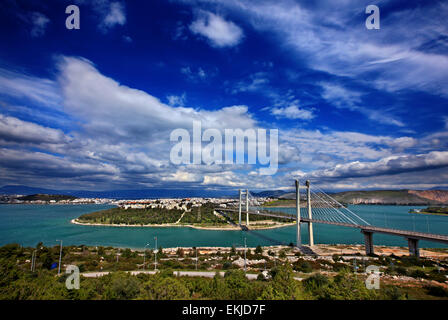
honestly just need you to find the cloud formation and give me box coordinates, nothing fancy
[189,11,244,47]
[29,12,50,37]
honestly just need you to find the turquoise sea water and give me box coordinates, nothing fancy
[0,204,447,249]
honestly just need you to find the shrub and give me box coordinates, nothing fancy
[409,269,427,279]
[425,285,448,297]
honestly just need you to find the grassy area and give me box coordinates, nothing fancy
[76,202,229,226]
[77,207,184,225]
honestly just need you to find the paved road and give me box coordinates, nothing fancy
[81,270,303,281]
[82,270,157,278]
[81,270,258,279]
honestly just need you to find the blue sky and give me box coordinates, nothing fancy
[0,0,447,191]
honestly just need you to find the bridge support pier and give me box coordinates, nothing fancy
[362,231,374,256]
[407,238,420,257]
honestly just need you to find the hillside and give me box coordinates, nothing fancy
[278,190,448,205]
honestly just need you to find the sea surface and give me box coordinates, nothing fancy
[0,204,447,249]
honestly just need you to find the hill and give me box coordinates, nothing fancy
[279,190,448,205]
[0,185,237,199]
[17,194,77,202]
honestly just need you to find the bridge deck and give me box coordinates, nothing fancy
[217,208,448,245]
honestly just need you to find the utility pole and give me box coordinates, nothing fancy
[56,240,63,275]
[143,243,150,271]
[246,189,249,226]
[244,237,247,273]
[295,179,301,248]
[154,236,158,271]
[238,189,242,225]
[31,250,36,272]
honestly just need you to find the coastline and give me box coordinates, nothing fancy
[70,218,295,231]
[412,211,448,216]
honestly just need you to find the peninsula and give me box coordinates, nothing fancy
[73,201,293,230]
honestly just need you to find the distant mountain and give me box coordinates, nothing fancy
[3,185,448,203]
[250,190,291,197]
[17,194,77,201]
[0,185,58,195]
[429,186,448,191]
[280,189,448,205]
[0,185,236,199]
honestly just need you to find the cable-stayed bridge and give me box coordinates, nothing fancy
[217,181,448,257]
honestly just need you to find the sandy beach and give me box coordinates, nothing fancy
[70,218,295,231]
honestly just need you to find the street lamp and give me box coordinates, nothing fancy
[31,250,36,272]
[56,240,63,275]
[115,248,120,271]
[143,243,150,271]
[154,236,158,271]
[244,238,247,273]
[195,247,198,270]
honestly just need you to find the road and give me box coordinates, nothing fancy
[81,270,303,281]
[81,270,258,279]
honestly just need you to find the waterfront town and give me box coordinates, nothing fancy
[0,193,271,208]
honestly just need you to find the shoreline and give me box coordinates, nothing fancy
[412,211,448,216]
[70,218,295,231]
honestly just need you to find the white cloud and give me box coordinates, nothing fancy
[181,66,211,81]
[270,104,315,120]
[92,1,126,32]
[305,151,448,180]
[2,53,447,190]
[103,2,126,28]
[232,72,269,93]
[0,115,68,145]
[29,12,50,37]
[191,0,448,96]
[167,93,186,107]
[189,11,243,48]
[0,68,60,106]
[320,82,404,126]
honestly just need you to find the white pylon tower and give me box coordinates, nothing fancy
[306,180,314,246]
[295,180,301,247]
[238,189,250,226]
[239,189,242,225]
[246,189,249,226]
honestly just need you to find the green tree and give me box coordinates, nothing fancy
[104,272,140,300]
[141,277,190,300]
[260,264,305,300]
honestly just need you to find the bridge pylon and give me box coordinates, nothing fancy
[238,189,242,225]
[306,180,314,246]
[238,189,250,227]
[295,180,301,248]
